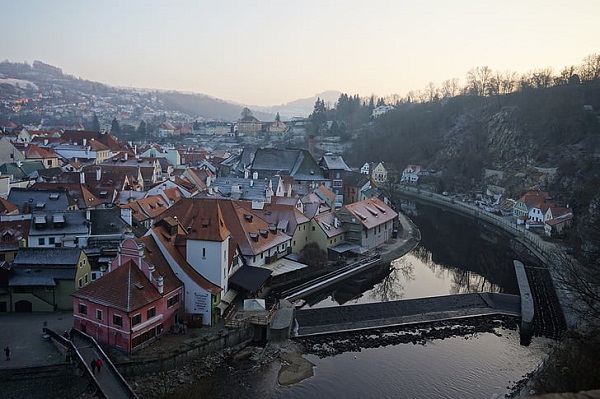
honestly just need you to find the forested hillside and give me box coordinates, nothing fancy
[346,83,600,207]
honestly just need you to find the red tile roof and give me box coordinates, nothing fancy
[341,197,397,230]
[150,224,222,294]
[72,260,162,312]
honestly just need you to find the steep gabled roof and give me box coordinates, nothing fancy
[155,198,290,257]
[72,260,162,312]
[314,212,346,238]
[23,143,59,159]
[319,154,351,171]
[340,197,397,230]
[517,191,550,209]
[150,224,222,294]
[179,198,230,242]
[138,234,183,295]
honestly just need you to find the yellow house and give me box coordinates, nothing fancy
[310,212,345,252]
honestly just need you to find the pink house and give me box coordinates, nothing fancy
[72,237,183,353]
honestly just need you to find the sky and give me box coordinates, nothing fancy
[2,0,599,106]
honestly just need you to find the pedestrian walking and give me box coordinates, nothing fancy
[90,358,97,373]
[96,358,103,373]
[4,346,9,361]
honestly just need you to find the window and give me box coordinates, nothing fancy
[49,237,55,245]
[202,248,206,258]
[84,274,89,284]
[96,309,102,321]
[167,294,179,308]
[113,314,122,326]
[78,303,87,315]
[147,307,156,319]
[38,238,45,245]
[132,314,141,326]
[78,278,83,288]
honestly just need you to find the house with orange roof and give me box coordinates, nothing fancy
[72,237,184,353]
[147,214,228,326]
[21,143,61,168]
[61,130,124,154]
[243,201,311,254]
[0,197,19,216]
[513,191,551,227]
[101,156,163,186]
[544,206,574,237]
[118,194,170,233]
[336,197,397,250]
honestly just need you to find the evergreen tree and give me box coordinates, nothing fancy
[110,117,121,135]
[241,107,253,119]
[91,113,100,131]
[136,120,147,139]
[309,98,327,135]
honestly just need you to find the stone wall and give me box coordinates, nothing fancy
[116,326,253,377]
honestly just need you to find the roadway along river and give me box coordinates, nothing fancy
[171,200,557,399]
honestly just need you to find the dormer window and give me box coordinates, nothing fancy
[2,232,12,243]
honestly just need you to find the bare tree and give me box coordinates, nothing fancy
[529,67,555,89]
[424,82,439,103]
[556,65,577,85]
[441,78,460,98]
[578,53,600,83]
[552,199,600,327]
[466,66,493,96]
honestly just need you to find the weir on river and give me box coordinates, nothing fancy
[293,292,521,337]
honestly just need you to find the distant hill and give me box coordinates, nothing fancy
[256,90,342,119]
[0,60,341,122]
[156,91,275,121]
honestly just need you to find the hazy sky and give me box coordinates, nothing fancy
[2,1,599,106]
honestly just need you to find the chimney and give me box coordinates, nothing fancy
[148,263,155,283]
[252,171,258,180]
[138,243,145,269]
[96,167,101,182]
[157,275,164,294]
[80,171,85,184]
[83,138,87,146]
[308,135,316,156]
[244,169,249,179]
[125,153,128,161]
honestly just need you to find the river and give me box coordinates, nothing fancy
[172,201,557,399]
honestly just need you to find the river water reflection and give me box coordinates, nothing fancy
[176,201,555,399]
